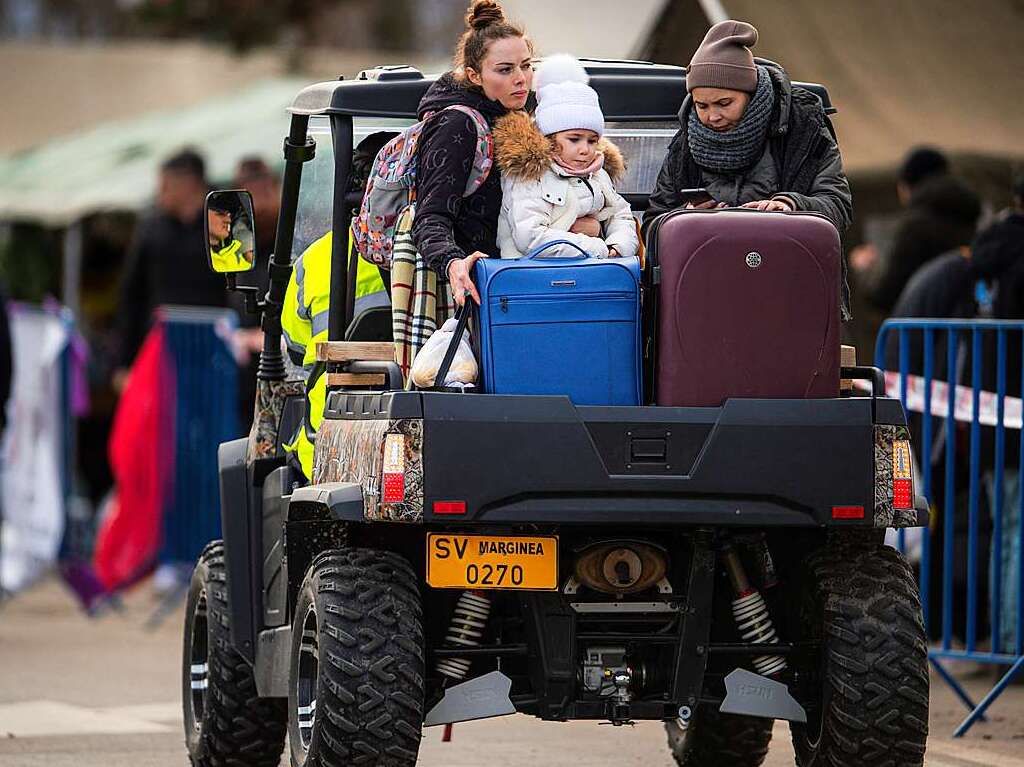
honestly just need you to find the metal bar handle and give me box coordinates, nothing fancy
[840,365,885,396]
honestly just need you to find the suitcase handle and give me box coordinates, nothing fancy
[524,239,592,260]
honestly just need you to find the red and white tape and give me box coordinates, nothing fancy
[856,372,1023,430]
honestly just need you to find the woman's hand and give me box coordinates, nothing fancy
[741,199,793,212]
[607,247,619,259]
[569,215,602,237]
[685,198,726,210]
[447,252,486,307]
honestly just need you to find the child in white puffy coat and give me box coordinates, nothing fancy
[493,54,639,260]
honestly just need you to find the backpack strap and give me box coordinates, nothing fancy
[435,104,495,196]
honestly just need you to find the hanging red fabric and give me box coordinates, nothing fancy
[93,322,176,591]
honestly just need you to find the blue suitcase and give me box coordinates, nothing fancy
[472,241,642,405]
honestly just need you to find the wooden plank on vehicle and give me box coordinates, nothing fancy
[316,341,394,363]
[840,345,857,391]
[327,372,385,387]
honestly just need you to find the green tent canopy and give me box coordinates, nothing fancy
[0,77,307,227]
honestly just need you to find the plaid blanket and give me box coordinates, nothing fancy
[390,206,456,385]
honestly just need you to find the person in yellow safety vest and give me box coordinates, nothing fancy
[210,238,252,271]
[281,231,388,478]
[207,204,255,272]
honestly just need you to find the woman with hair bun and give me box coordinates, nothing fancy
[412,0,534,306]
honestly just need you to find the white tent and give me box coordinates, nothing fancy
[0,77,307,317]
[0,77,306,227]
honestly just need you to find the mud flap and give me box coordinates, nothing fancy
[719,668,807,723]
[424,671,516,727]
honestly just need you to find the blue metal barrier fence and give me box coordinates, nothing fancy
[158,306,239,570]
[876,318,1024,737]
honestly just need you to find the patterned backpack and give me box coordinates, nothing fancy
[353,104,494,267]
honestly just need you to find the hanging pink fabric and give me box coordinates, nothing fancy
[93,322,176,591]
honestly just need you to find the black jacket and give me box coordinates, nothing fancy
[117,206,228,366]
[884,212,1024,469]
[862,175,981,313]
[975,211,1024,468]
[883,249,975,373]
[641,64,854,317]
[971,210,1024,315]
[411,73,510,277]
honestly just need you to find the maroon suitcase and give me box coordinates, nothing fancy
[646,209,841,406]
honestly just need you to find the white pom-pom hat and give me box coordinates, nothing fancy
[533,54,605,138]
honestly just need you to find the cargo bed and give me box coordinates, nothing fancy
[320,390,928,528]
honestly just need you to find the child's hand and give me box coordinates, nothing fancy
[608,247,619,258]
[569,216,601,237]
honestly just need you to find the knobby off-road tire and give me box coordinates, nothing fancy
[183,541,287,767]
[665,706,773,767]
[792,543,929,767]
[289,547,424,767]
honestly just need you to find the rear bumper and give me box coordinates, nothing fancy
[321,391,925,528]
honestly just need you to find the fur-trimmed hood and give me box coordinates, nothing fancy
[493,110,626,183]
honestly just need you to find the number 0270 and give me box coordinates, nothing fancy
[466,563,524,586]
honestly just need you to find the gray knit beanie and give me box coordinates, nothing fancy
[686,20,759,93]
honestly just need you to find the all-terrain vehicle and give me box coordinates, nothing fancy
[182,61,930,767]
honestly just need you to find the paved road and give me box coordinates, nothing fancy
[2,579,1023,767]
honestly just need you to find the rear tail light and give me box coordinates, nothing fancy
[832,505,865,520]
[382,433,406,504]
[892,439,913,509]
[433,501,466,515]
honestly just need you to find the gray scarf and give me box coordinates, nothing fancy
[687,66,775,173]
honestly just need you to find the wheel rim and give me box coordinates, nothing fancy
[296,603,319,752]
[188,589,209,732]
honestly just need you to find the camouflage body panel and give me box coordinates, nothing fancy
[874,423,917,527]
[313,417,424,523]
[247,378,306,463]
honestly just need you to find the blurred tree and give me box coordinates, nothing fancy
[0,223,61,303]
[1,0,449,52]
[1,0,128,39]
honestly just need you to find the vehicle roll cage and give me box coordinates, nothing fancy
[257,59,834,380]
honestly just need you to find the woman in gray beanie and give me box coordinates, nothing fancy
[642,20,854,318]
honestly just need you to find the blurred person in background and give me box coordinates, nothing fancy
[972,175,1024,662]
[233,156,281,265]
[851,146,981,314]
[114,148,227,390]
[882,176,1024,646]
[231,156,282,424]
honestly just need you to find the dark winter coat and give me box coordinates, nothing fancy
[883,212,1024,469]
[883,249,974,373]
[971,210,1024,315]
[975,211,1024,467]
[411,73,511,278]
[862,174,981,313]
[641,63,853,318]
[117,206,228,367]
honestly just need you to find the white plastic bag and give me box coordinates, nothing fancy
[410,318,478,388]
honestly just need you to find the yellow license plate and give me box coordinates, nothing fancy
[426,534,558,590]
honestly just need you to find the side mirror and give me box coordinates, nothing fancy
[205,190,257,274]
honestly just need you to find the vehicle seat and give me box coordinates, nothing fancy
[345,305,392,341]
